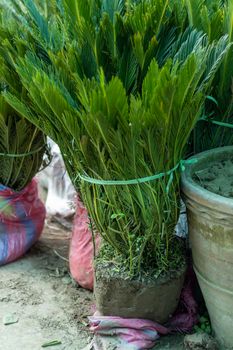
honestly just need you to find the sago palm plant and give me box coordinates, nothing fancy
[185,0,233,151]
[0,97,45,191]
[1,0,230,275]
[0,11,46,191]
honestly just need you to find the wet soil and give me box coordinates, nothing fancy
[193,158,233,198]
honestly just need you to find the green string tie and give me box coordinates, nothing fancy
[0,144,46,158]
[79,159,197,193]
[202,96,233,128]
[201,115,233,129]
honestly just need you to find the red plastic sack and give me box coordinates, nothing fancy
[69,197,101,290]
[0,179,46,265]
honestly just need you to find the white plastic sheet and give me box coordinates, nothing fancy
[37,139,76,219]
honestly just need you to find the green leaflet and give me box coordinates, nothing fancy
[41,340,62,348]
[3,315,19,326]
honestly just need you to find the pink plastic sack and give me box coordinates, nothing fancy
[69,197,101,290]
[0,179,46,265]
[167,266,198,333]
[87,316,166,350]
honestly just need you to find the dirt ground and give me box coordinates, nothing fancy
[0,219,184,350]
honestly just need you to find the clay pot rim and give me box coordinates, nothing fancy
[181,146,233,213]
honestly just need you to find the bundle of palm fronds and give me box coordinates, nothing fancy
[0,8,46,191]
[0,97,45,191]
[185,0,233,152]
[0,0,186,185]
[1,0,229,274]
[3,0,188,92]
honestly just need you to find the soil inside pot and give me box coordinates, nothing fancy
[193,157,233,198]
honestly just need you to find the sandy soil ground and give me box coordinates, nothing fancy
[0,221,92,350]
[0,219,184,350]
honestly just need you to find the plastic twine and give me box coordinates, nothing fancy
[200,115,233,129]
[78,159,197,193]
[0,144,46,158]
[202,95,233,128]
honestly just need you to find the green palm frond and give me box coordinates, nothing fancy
[118,49,138,94]
[102,0,125,21]
[23,0,50,44]
[172,28,207,63]
[185,0,205,28]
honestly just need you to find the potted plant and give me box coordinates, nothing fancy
[176,2,233,348]
[2,0,229,322]
[182,146,233,349]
